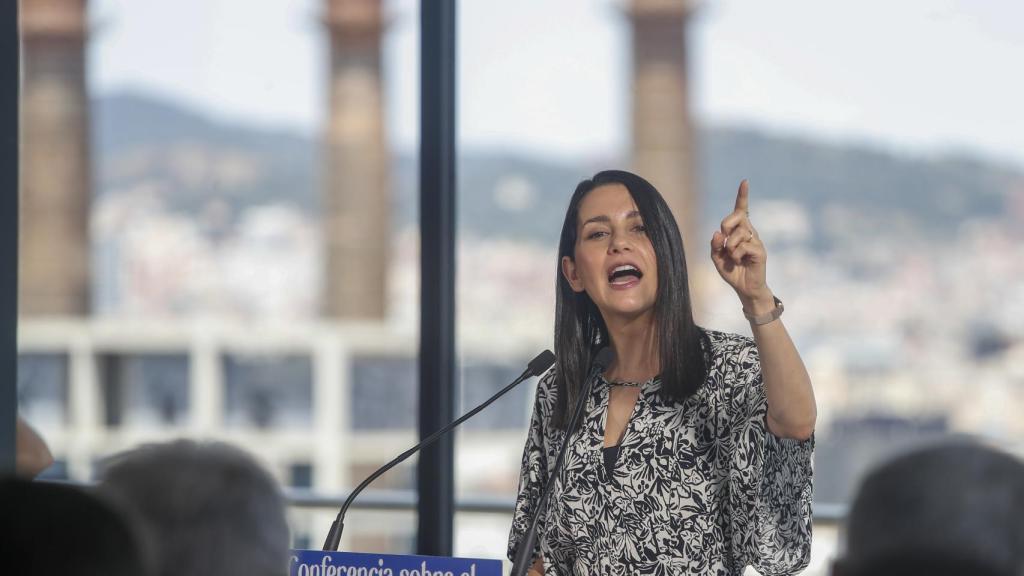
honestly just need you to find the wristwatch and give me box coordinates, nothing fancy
[743,296,784,326]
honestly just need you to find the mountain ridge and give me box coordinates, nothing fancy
[93,91,1023,248]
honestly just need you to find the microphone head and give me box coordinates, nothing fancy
[528,350,556,377]
[593,347,614,370]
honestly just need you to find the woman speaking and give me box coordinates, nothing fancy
[507,170,816,575]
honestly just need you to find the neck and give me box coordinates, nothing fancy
[603,312,660,382]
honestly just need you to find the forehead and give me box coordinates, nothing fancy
[577,183,639,222]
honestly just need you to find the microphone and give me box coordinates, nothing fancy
[322,349,557,551]
[509,347,613,576]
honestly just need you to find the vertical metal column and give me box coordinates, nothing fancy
[417,0,457,557]
[1,0,20,474]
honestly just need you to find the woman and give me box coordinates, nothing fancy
[508,170,816,576]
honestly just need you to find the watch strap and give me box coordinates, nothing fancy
[744,296,784,326]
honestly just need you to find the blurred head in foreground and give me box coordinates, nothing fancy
[98,439,290,576]
[0,477,151,576]
[833,440,1024,576]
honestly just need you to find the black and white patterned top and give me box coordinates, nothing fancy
[507,329,814,576]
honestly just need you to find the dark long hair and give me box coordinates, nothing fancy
[552,170,707,428]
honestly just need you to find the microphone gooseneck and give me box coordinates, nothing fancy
[510,347,613,576]
[322,349,556,551]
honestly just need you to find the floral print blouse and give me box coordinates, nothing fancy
[507,329,814,576]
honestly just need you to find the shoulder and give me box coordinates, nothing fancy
[700,327,760,374]
[532,364,559,418]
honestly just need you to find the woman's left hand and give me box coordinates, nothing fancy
[710,180,774,311]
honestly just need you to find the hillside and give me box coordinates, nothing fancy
[93,92,1022,249]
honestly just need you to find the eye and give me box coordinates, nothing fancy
[633,224,647,233]
[586,230,608,240]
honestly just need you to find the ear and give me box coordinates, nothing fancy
[561,255,585,293]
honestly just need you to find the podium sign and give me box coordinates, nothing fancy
[290,550,502,576]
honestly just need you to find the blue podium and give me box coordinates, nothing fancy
[290,550,502,576]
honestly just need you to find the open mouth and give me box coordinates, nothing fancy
[608,264,643,286]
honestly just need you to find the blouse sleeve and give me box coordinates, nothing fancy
[506,370,555,564]
[725,338,814,576]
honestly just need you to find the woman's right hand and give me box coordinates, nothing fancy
[527,556,544,576]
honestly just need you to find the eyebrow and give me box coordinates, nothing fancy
[581,210,642,227]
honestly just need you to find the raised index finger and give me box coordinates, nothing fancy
[734,179,750,213]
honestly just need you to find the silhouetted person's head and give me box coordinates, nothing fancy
[98,439,290,576]
[834,441,1024,576]
[0,477,151,576]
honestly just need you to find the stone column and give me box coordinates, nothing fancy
[19,0,92,317]
[629,0,705,278]
[323,0,390,320]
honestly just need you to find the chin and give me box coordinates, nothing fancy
[600,300,656,320]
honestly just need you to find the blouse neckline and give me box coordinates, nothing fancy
[597,372,661,390]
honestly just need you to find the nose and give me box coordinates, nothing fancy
[609,231,632,253]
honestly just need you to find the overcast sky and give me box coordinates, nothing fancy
[90,0,1024,168]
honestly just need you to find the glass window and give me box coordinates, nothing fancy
[350,356,417,431]
[459,361,533,431]
[99,353,190,428]
[223,354,313,429]
[17,353,69,428]
[289,462,315,489]
[36,459,69,481]
[15,1,1023,570]
[455,1,1024,571]
[18,0,422,557]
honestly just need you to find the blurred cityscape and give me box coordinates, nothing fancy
[15,0,1024,574]
[91,91,1024,481]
